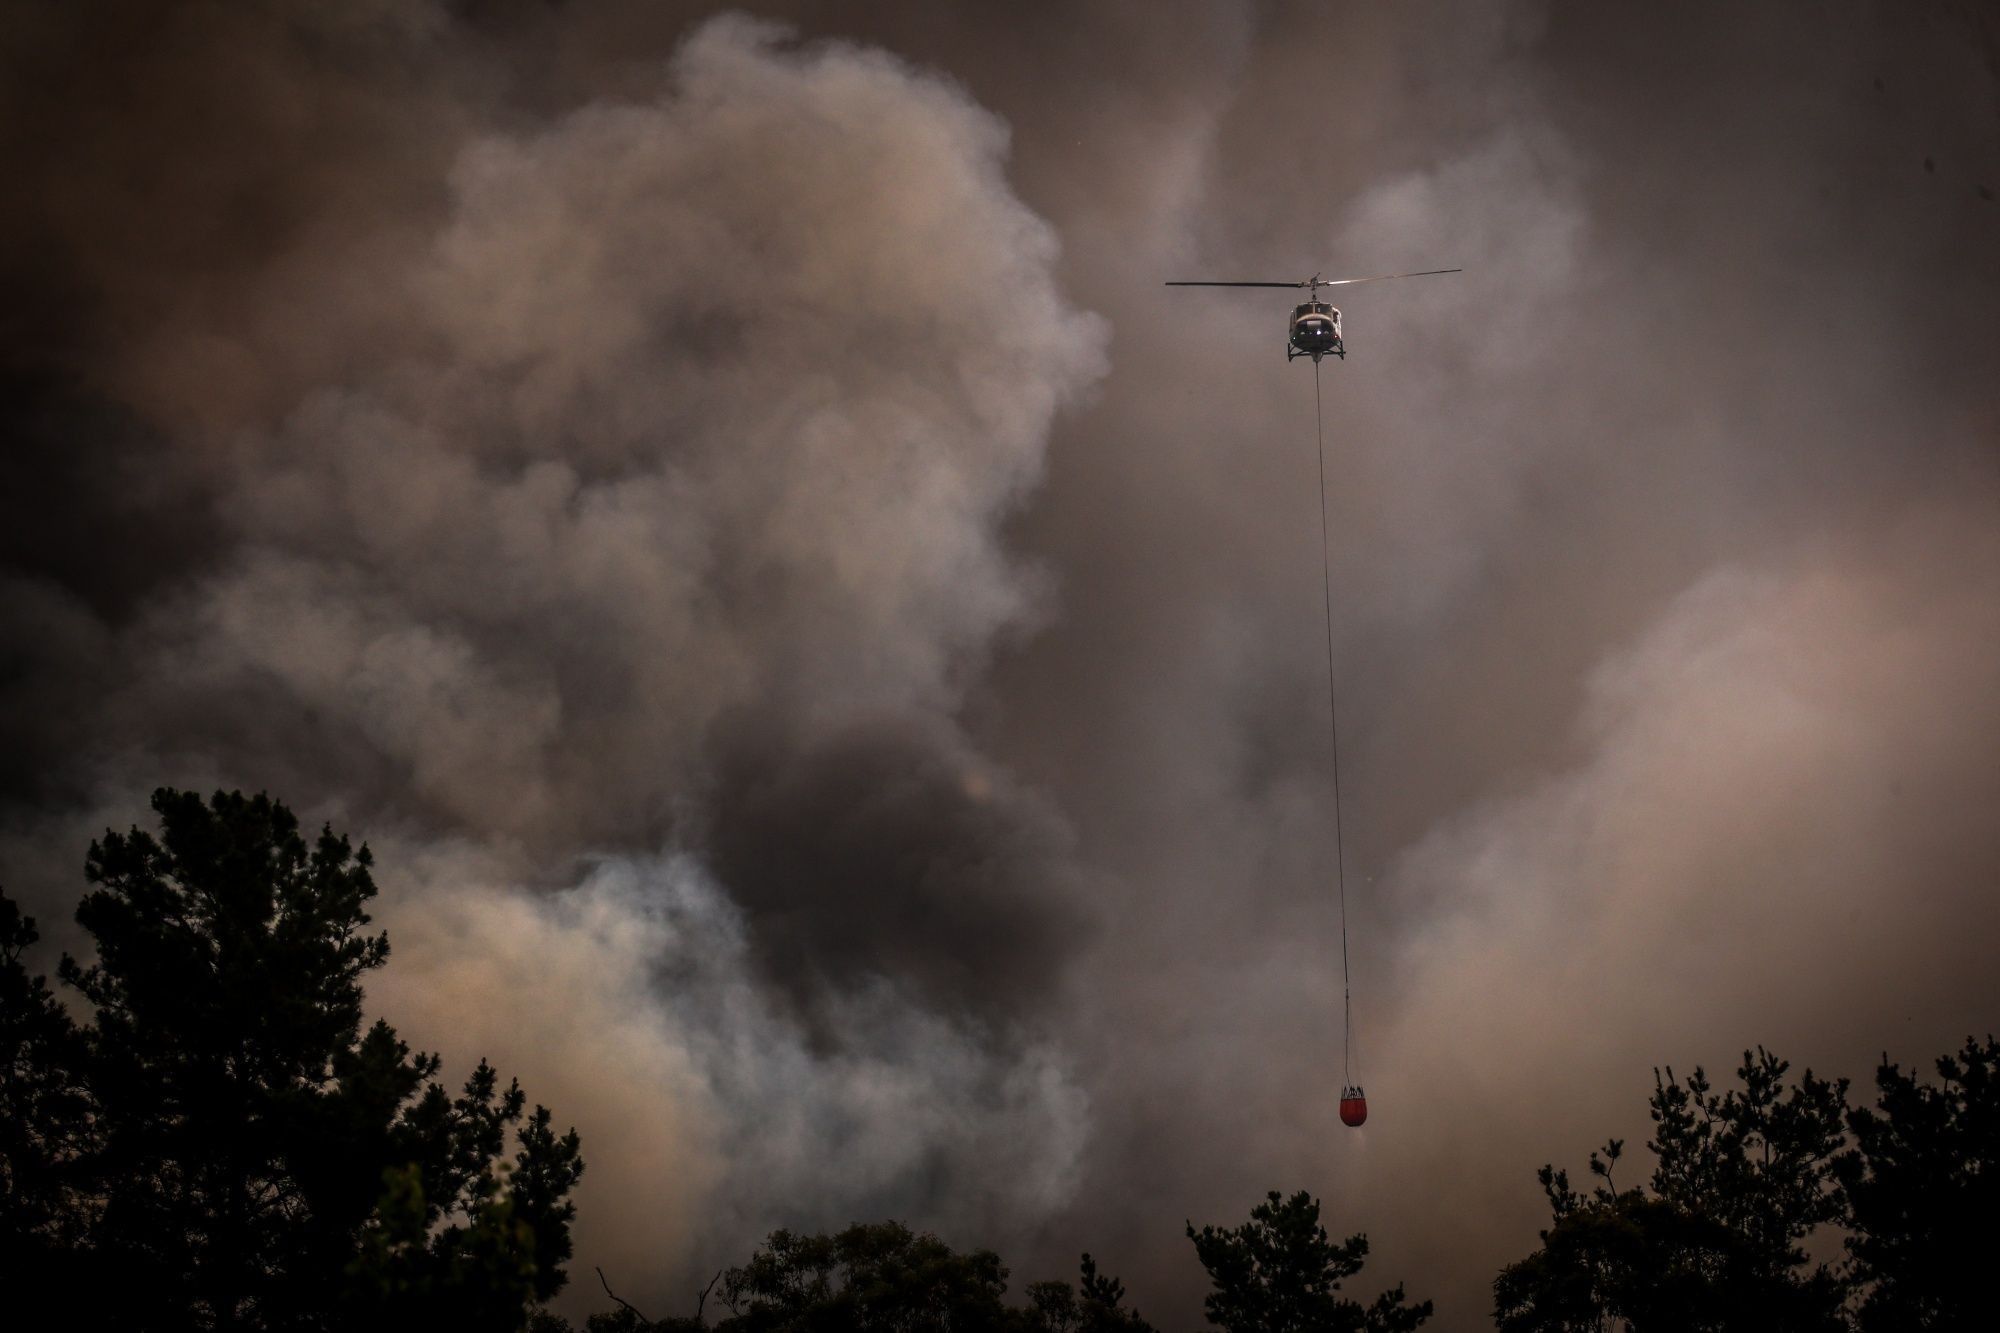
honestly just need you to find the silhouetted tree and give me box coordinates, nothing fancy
[714,1220,1015,1330]
[341,1086,585,1332]
[1494,1048,1850,1331]
[1020,1253,1157,1332]
[575,1312,704,1333]
[575,1311,703,1333]
[1186,1189,1431,1333]
[4,787,583,1331]
[1835,1035,2000,1331]
[546,1237,1151,1332]
[0,887,94,1285]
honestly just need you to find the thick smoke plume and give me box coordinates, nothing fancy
[4,2,1998,1327]
[3,4,1106,1307]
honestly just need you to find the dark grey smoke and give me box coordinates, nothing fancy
[5,2,1998,1327]
[705,713,1091,1023]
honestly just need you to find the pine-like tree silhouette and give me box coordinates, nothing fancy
[1494,1049,1851,1332]
[0,788,584,1331]
[0,889,95,1287]
[1835,1035,2000,1331]
[1186,1190,1431,1333]
[1019,1253,1158,1332]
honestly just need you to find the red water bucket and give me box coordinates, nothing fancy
[1339,1086,1368,1127]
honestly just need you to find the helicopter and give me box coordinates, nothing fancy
[1165,269,1461,362]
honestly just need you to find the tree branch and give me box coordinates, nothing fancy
[597,1266,653,1325]
[696,1268,723,1320]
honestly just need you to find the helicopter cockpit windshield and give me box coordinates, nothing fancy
[1289,303,1343,360]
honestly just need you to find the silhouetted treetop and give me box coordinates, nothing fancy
[1496,1039,2000,1332]
[0,788,584,1331]
[1497,1049,1851,1332]
[1186,1189,1431,1333]
[1836,1035,2000,1332]
[0,886,93,1285]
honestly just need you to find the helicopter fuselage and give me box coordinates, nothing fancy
[1289,300,1343,362]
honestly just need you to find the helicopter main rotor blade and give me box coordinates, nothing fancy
[1315,268,1462,286]
[1165,268,1461,289]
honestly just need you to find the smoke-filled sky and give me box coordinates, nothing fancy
[4,1,1998,1326]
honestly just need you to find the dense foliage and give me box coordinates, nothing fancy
[0,789,583,1331]
[544,1196,1421,1332]
[539,1230,1159,1332]
[1835,1037,2000,1331]
[1185,1189,1432,1333]
[1495,1041,2000,1331]
[0,888,93,1282]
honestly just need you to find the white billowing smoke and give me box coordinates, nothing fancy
[137,12,1106,850]
[1353,515,2000,1316]
[74,13,1108,1306]
[367,847,1090,1301]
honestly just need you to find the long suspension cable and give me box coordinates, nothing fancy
[1312,357,1356,1089]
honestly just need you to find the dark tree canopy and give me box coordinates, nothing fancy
[1186,1190,1432,1333]
[1494,1049,1851,1333]
[1495,1040,2000,1333]
[1020,1253,1158,1333]
[540,1232,1155,1333]
[0,889,94,1285]
[714,1220,1015,1331]
[1836,1036,2000,1332]
[0,788,583,1332]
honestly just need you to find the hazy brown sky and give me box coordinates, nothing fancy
[4,2,1997,1326]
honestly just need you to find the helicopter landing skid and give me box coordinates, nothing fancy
[1287,342,1346,362]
